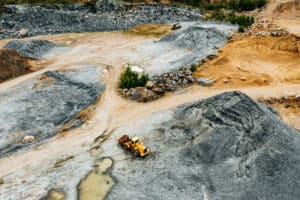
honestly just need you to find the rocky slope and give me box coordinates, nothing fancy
[0,3,201,38]
[101,91,300,200]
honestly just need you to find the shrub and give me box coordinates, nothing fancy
[190,64,197,72]
[228,0,267,11]
[211,11,226,21]
[238,26,245,32]
[139,73,149,86]
[119,66,149,89]
[256,0,267,8]
[239,0,256,11]
[226,13,254,27]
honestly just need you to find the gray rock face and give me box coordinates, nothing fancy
[103,91,300,200]
[0,4,202,38]
[0,66,105,157]
[4,39,62,59]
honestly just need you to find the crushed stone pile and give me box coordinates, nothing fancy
[0,65,105,158]
[101,91,300,200]
[4,39,63,59]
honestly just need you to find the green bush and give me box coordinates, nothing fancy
[226,12,254,27]
[228,0,267,11]
[190,64,197,72]
[239,0,256,11]
[119,66,149,89]
[256,0,267,8]
[238,26,245,32]
[211,11,226,21]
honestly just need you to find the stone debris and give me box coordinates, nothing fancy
[22,135,36,143]
[197,77,214,86]
[4,39,62,59]
[119,68,195,102]
[0,65,105,158]
[0,3,202,38]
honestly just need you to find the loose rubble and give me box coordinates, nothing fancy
[0,65,105,157]
[0,3,202,38]
[4,39,63,59]
[119,68,195,102]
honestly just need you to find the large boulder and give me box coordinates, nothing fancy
[102,91,300,200]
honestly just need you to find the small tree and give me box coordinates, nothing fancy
[139,73,149,86]
[119,66,149,89]
[256,0,267,8]
[239,0,256,11]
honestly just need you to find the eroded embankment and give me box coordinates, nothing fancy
[194,35,300,87]
[0,65,105,157]
[0,49,33,82]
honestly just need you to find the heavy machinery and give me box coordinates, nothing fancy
[118,135,150,158]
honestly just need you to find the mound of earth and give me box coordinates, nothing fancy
[4,39,62,59]
[0,48,33,82]
[194,36,300,87]
[101,91,300,200]
[0,65,105,158]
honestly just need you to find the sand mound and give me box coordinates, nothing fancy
[0,49,33,83]
[194,36,300,86]
[275,0,300,16]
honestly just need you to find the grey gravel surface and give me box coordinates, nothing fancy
[0,65,105,157]
[101,91,300,200]
[4,39,63,59]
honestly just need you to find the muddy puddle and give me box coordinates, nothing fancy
[78,157,115,200]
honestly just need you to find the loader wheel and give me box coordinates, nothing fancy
[133,150,140,157]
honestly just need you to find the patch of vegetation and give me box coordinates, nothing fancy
[210,11,254,32]
[202,0,267,12]
[119,66,149,89]
[190,63,198,72]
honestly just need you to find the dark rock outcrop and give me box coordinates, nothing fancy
[103,91,300,200]
[4,39,62,59]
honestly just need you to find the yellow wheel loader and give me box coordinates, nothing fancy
[118,135,150,157]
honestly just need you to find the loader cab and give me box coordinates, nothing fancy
[131,136,140,145]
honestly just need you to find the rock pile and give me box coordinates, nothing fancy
[0,3,202,38]
[0,65,105,158]
[119,68,195,102]
[102,91,300,200]
[4,39,62,59]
